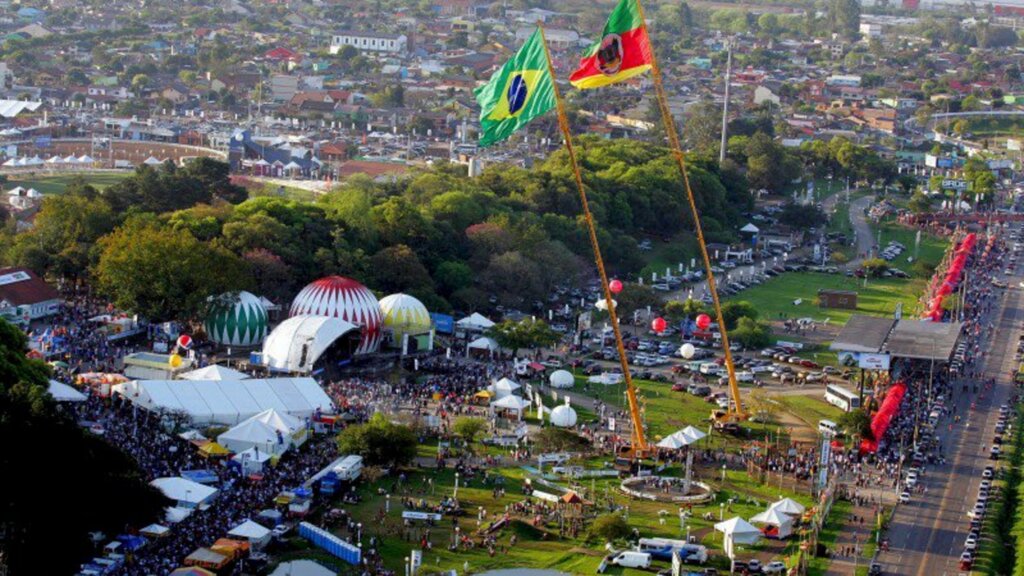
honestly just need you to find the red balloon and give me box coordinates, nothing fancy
[609,279,623,294]
[696,314,712,330]
[651,317,667,333]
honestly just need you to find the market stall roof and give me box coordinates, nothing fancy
[491,395,530,410]
[829,315,897,354]
[150,477,218,505]
[180,364,250,381]
[228,519,272,541]
[488,377,521,396]
[48,379,86,402]
[270,560,336,576]
[468,336,499,351]
[112,378,333,425]
[884,320,962,361]
[740,223,760,233]
[769,497,806,516]
[750,507,794,526]
[140,524,170,538]
[456,312,495,330]
[714,517,762,545]
[170,568,216,576]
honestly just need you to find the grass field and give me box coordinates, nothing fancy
[872,221,948,278]
[807,500,852,576]
[4,171,131,195]
[724,272,924,325]
[771,394,845,430]
[638,234,698,283]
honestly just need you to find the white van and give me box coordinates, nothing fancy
[699,362,723,376]
[610,551,652,569]
[333,455,363,481]
[818,419,838,436]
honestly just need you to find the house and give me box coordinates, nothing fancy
[330,32,408,55]
[210,73,260,95]
[0,267,62,320]
[753,85,781,106]
[15,23,51,38]
[160,81,191,104]
[16,7,44,23]
[270,75,300,102]
[265,47,302,63]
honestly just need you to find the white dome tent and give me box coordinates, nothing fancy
[549,370,574,389]
[549,398,577,428]
[262,315,361,374]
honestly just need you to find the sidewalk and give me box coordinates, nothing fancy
[822,500,880,576]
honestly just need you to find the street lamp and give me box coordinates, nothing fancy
[721,464,727,482]
[386,494,391,513]
[720,502,725,520]
[454,472,460,498]
[405,557,410,576]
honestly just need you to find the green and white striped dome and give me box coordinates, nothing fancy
[204,291,268,347]
[379,293,431,339]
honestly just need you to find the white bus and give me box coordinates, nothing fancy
[825,384,861,412]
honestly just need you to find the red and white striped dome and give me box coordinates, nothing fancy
[289,275,382,354]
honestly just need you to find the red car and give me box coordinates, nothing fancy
[800,360,820,369]
[671,383,687,392]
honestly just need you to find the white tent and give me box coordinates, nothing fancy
[232,446,273,474]
[550,401,577,427]
[259,295,280,311]
[750,507,793,539]
[270,560,335,576]
[78,154,94,164]
[45,155,61,164]
[112,378,333,425]
[714,517,761,545]
[218,408,307,456]
[769,497,806,516]
[48,379,86,402]
[456,312,494,331]
[62,155,77,163]
[282,161,303,171]
[656,434,688,449]
[491,394,530,420]
[594,298,617,311]
[658,425,707,449]
[549,370,574,389]
[468,336,499,352]
[488,377,521,398]
[1,158,15,167]
[140,524,170,538]
[143,156,163,166]
[262,315,360,374]
[165,506,193,524]
[180,364,250,381]
[28,155,43,165]
[679,425,707,443]
[150,477,218,507]
[228,519,272,549]
[6,186,24,196]
[740,223,760,233]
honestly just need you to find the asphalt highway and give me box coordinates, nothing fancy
[876,253,1022,576]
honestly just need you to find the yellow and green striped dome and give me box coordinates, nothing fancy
[379,293,431,338]
[204,291,268,347]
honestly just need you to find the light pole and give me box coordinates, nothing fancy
[721,464,727,482]
[386,494,391,513]
[405,557,410,576]
[720,502,725,520]
[454,472,460,498]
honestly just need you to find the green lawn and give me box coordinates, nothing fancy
[284,449,817,575]
[871,222,947,278]
[827,200,853,238]
[724,272,924,325]
[807,500,852,576]
[639,234,698,282]
[4,171,131,195]
[771,394,844,430]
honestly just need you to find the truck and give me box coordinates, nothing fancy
[636,538,709,563]
[332,455,363,481]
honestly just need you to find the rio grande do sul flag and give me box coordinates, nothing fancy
[569,0,654,89]
[474,27,556,147]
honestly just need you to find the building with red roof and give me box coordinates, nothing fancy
[0,267,62,320]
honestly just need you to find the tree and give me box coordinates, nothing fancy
[837,408,871,439]
[533,427,591,452]
[453,416,487,451]
[130,73,151,92]
[684,100,722,156]
[488,318,560,356]
[828,0,861,40]
[908,191,933,214]
[721,300,758,330]
[434,260,473,296]
[589,513,630,542]
[94,219,252,321]
[730,316,771,349]
[336,413,417,468]
[860,258,890,277]
[368,245,434,294]
[615,283,659,316]
[182,158,248,204]
[778,202,826,229]
[745,132,800,193]
[0,319,166,574]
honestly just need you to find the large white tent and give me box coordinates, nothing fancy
[218,408,307,456]
[228,519,272,549]
[180,364,251,381]
[48,379,86,402]
[150,477,218,507]
[456,312,494,332]
[468,336,499,353]
[657,425,708,449]
[715,516,762,562]
[750,506,793,539]
[232,446,273,474]
[112,378,333,425]
[262,315,360,373]
[491,395,530,420]
[769,497,806,516]
[549,370,574,389]
[488,377,521,398]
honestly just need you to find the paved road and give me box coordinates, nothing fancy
[875,255,1022,576]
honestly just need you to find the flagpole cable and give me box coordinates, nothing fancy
[633,0,745,419]
[538,23,648,453]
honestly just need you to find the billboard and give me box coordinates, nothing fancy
[429,312,454,334]
[858,353,891,370]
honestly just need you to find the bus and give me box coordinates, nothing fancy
[825,384,861,412]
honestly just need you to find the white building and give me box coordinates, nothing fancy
[330,32,407,55]
[826,74,862,88]
[859,23,882,38]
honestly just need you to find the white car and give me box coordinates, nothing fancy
[900,491,911,504]
[965,537,978,551]
[763,561,786,574]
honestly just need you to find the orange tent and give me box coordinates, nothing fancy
[210,538,250,560]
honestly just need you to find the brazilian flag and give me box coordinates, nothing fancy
[474,28,556,147]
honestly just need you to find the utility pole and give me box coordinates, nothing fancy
[719,40,732,165]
